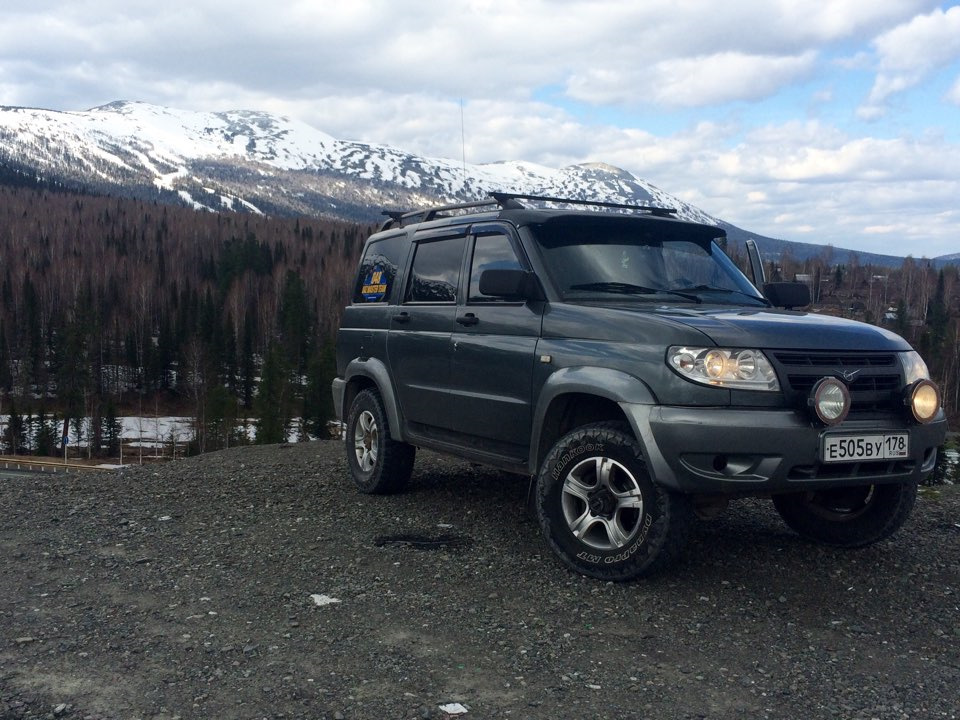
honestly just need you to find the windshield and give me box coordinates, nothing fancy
[528,216,766,305]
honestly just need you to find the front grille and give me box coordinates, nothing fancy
[774,352,896,368]
[770,351,904,416]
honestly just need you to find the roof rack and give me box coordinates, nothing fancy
[379,198,502,231]
[378,192,678,230]
[490,192,678,217]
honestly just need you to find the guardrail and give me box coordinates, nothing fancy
[0,458,106,474]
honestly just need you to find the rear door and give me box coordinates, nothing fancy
[386,228,467,433]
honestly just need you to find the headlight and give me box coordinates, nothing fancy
[900,351,930,384]
[667,347,780,391]
[906,379,940,423]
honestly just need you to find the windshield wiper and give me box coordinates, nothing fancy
[569,282,701,303]
[672,285,769,305]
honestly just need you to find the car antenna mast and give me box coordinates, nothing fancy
[460,98,467,184]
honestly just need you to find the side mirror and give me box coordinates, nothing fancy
[478,269,545,301]
[745,238,766,289]
[764,282,810,310]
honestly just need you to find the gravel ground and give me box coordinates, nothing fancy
[1,441,958,720]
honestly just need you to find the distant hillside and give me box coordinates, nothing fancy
[0,100,954,269]
[719,224,937,270]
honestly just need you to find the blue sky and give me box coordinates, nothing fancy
[1,0,959,258]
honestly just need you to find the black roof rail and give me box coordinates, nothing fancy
[490,192,678,217]
[378,192,679,230]
[379,198,502,230]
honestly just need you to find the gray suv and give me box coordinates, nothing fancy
[332,194,947,581]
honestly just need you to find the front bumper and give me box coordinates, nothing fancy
[623,404,948,494]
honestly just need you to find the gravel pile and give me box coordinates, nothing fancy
[1,441,958,719]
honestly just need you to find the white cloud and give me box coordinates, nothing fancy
[567,52,817,108]
[861,5,960,116]
[873,5,960,70]
[947,74,960,105]
[0,0,938,111]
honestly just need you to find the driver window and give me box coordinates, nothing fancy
[468,233,523,303]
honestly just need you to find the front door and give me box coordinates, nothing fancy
[448,226,542,457]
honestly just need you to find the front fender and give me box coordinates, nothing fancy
[529,366,657,473]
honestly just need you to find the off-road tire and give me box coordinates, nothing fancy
[345,388,415,494]
[536,422,693,581]
[772,482,917,548]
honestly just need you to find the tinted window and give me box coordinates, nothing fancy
[468,233,523,303]
[406,236,466,303]
[531,217,763,305]
[352,234,406,304]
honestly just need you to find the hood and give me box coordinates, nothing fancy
[650,305,911,351]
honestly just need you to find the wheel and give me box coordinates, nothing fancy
[535,422,693,581]
[345,388,415,494]
[772,483,917,548]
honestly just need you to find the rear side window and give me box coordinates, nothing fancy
[352,235,406,303]
[405,237,466,303]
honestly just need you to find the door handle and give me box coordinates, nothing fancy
[456,313,479,326]
[393,312,411,324]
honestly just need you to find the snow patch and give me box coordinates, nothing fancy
[310,594,341,607]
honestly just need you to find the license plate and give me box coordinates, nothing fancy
[821,433,909,463]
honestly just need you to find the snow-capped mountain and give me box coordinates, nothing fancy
[0,100,718,223]
[0,101,953,268]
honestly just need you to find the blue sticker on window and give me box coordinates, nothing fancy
[361,266,388,302]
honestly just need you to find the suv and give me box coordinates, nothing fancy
[332,194,947,581]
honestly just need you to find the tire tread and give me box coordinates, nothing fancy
[772,482,916,548]
[536,421,693,581]
[346,388,415,494]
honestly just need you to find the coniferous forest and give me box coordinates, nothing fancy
[0,183,366,456]
[0,182,957,460]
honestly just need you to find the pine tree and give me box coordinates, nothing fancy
[222,320,238,392]
[894,298,911,340]
[240,311,257,409]
[0,322,10,391]
[303,341,337,439]
[254,341,291,444]
[35,407,57,457]
[205,384,241,451]
[102,400,122,457]
[57,313,88,423]
[279,271,311,376]
[3,400,25,454]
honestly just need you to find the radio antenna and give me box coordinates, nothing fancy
[460,98,467,184]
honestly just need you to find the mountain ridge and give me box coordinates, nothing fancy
[0,100,952,268]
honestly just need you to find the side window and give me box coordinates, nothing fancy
[405,236,466,303]
[352,234,406,304]
[468,233,524,303]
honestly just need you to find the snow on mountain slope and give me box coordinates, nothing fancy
[0,100,717,224]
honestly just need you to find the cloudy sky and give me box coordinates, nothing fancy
[2,0,959,258]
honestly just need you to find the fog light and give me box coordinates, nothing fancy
[810,377,850,425]
[908,379,940,423]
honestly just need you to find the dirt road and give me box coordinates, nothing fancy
[1,442,958,719]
